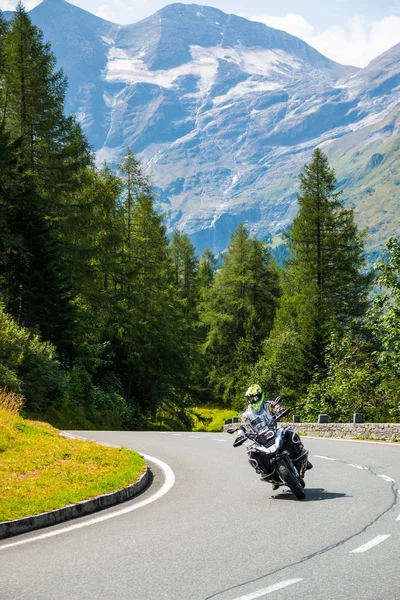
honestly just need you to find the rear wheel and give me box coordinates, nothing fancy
[276,459,306,500]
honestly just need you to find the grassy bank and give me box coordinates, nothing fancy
[0,390,146,522]
[190,407,238,432]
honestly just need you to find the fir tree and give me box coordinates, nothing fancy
[0,10,9,124]
[202,224,280,405]
[170,230,199,313]
[118,147,151,244]
[196,247,217,293]
[258,148,371,399]
[107,192,187,416]
[0,5,91,357]
[1,3,91,190]
[0,160,75,356]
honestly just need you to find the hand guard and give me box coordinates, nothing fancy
[233,433,246,447]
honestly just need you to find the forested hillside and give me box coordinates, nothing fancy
[0,5,399,427]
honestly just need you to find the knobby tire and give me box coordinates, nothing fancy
[276,459,306,500]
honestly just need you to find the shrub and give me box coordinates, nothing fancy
[0,388,25,452]
[0,304,64,411]
[190,407,238,432]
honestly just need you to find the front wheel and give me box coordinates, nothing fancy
[276,459,306,500]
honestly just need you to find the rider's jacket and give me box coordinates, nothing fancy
[241,401,274,433]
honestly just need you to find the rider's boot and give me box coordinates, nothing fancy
[272,484,279,491]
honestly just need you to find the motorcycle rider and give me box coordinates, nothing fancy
[234,384,312,490]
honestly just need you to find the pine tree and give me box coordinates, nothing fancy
[118,147,152,302]
[0,10,8,72]
[107,192,187,416]
[0,155,75,356]
[118,147,151,244]
[59,164,125,370]
[1,3,91,189]
[0,5,91,357]
[202,224,280,405]
[169,230,206,400]
[170,230,199,314]
[0,10,9,123]
[0,128,20,304]
[258,148,371,399]
[196,247,216,293]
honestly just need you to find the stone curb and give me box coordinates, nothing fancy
[222,422,400,442]
[0,463,150,540]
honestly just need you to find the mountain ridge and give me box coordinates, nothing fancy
[3,1,400,258]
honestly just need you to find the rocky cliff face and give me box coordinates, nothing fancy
[7,1,400,256]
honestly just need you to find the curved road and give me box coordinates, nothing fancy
[1,431,399,599]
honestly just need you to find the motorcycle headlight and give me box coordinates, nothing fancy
[257,430,275,445]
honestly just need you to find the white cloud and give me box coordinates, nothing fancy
[0,0,16,10]
[95,0,149,24]
[96,3,111,20]
[24,0,41,9]
[253,13,314,39]
[1,0,41,10]
[250,13,400,67]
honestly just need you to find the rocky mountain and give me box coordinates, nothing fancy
[5,1,400,257]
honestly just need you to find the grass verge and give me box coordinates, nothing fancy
[190,407,238,432]
[0,389,146,522]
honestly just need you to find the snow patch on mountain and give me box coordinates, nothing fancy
[23,0,400,257]
[213,80,282,106]
[104,45,301,98]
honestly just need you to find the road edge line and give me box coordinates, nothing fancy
[0,433,166,541]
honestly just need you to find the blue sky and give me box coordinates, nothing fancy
[2,0,400,66]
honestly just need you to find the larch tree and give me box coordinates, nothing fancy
[258,148,371,400]
[0,4,91,357]
[202,224,280,406]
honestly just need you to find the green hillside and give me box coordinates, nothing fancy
[329,105,400,262]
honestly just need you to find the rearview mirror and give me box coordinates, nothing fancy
[227,427,239,434]
[272,396,282,408]
[278,408,290,419]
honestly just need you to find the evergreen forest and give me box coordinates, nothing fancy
[1,5,400,428]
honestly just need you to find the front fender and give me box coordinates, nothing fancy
[276,452,300,478]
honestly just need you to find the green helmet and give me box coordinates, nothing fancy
[245,384,264,411]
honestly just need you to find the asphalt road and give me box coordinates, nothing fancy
[1,431,399,600]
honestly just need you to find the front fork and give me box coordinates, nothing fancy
[276,450,304,479]
[292,449,309,477]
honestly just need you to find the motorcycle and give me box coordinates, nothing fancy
[228,403,309,500]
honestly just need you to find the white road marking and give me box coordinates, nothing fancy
[347,464,365,470]
[188,435,202,438]
[397,514,400,521]
[230,579,303,599]
[351,535,391,553]
[378,475,395,483]
[62,432,120,447]
[292,436,398,446]
[0,453,175,551]
[213,438,227,442]
[312,455,336,461]
[172,433,183,436]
